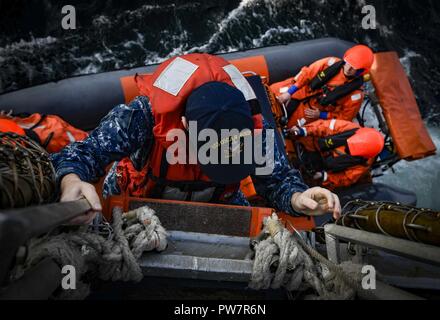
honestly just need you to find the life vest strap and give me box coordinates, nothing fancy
[309,60,345,91]
[286,99,302,119]
[304,60,364,107]
[317,129,359,152]
[323,154,368,173]
[23,129,42,145]
[318,76,364,106]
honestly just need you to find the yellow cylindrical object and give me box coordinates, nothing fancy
[338,201,440,247]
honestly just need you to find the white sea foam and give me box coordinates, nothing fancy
[400,50,422,77]
[0,36,57,54]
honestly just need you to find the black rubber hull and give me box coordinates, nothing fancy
[0,37,353,130]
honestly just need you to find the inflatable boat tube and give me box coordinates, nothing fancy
[0,37,353,130]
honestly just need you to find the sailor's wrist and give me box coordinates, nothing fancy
[56,167,88,187]
[61,173,82,188]
[319,111,329,120]
[290,192,303,213]
[288,85,299,95]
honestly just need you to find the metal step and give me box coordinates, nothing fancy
[140,231,254,283]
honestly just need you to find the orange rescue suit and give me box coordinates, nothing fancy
[299,119,374,190]
[270,57,364,128]
[0,113,88,153]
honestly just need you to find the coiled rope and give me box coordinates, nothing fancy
[10,205,168,300]
[250,213,366,300]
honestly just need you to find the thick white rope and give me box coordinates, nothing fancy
[250,214,360,300]
[10,205,168,300]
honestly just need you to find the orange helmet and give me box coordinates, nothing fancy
[0,119,25,136]
[347,128,384,159]
[344,45,375,75]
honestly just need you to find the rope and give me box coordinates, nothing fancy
[9,205,168,300]
[250,213,362,300]
[0,132,56,209]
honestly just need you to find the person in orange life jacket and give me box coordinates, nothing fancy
[0,112,88,153]
[275,45,375,127]
[290,119,385,190]
[54,53,342,225]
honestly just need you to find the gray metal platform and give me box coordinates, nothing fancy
[140,231,254,283]
[325,224,440,291]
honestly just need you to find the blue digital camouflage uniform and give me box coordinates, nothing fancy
[51,96,309,216]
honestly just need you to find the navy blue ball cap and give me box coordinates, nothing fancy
[185,82,257,185]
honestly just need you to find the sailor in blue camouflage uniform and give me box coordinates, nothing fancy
[52,97,341,225]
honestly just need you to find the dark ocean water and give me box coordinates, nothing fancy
[0,0,439,208]
[1,0,439,123]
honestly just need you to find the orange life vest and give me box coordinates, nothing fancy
[0,113,88,153]
[0,118,26,136]
[119,53,263,202]
[270,57,365,127]
[298,120,381,189]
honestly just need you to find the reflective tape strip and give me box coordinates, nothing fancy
[329,119,337,131]
[280,87,289,94]
[351,93,362,101]
[294,71,302,81]
[66,131,76,143]
[323,171,328,182]
[298,118,307,127]
[153,57,199,96]
[223,64,257,101]
[18,123,40,130]
[328,58,336,66]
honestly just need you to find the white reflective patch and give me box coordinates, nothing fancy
[328,58,336,66]
[280,87,289,94]
[223,64,257,101]
[17,123,38,129]
[303,127,308,137]
[298,118,307,127]
[294,71,302,81]
[351,93,362,101]
[66,131,76,143]
[329,119,337,131]
[323,171,328,182]
[153,57,199,96]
